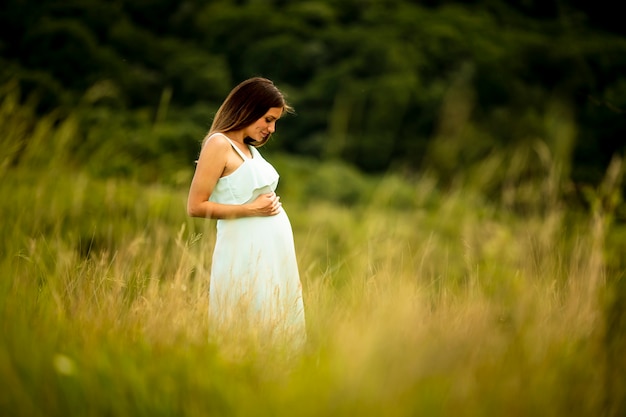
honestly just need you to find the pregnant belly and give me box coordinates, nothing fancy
[216,209,293,242]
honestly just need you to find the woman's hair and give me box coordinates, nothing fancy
[205,77,293,147]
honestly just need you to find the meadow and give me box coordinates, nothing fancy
[1,95,625,416]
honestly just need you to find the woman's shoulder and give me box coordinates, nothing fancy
[203,132,231,149]
[198,133,233,162]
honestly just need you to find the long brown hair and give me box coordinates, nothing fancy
[204,77,293,147]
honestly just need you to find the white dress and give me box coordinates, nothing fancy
[207,133,305,346]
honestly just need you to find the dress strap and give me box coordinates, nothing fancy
[211,133,250,160]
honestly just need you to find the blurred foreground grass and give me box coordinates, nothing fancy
[1,95,625,416]
[2,164,625,416]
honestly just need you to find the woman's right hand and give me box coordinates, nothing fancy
[247,192,282,216]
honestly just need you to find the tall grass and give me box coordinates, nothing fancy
[1,94,624,416]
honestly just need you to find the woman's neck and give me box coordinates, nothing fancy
[223,130,245,144]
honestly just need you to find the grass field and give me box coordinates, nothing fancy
[1,98,625,416]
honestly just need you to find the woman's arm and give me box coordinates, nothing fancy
[186,136,281,219]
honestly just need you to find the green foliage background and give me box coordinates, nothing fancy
[1,0,625,190]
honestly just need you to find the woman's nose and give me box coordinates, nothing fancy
[268,122,275,133]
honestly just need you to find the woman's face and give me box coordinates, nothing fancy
[243,107,283,142]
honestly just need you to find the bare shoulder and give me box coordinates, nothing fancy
[203,133,231,150]
[199,133,231,158]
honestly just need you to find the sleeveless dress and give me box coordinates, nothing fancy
[206,133,306,347]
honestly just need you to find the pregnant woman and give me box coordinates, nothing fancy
[187,77,305,349]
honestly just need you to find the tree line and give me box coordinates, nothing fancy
[1,0,625,192]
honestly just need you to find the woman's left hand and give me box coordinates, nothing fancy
[246,192,282,217]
